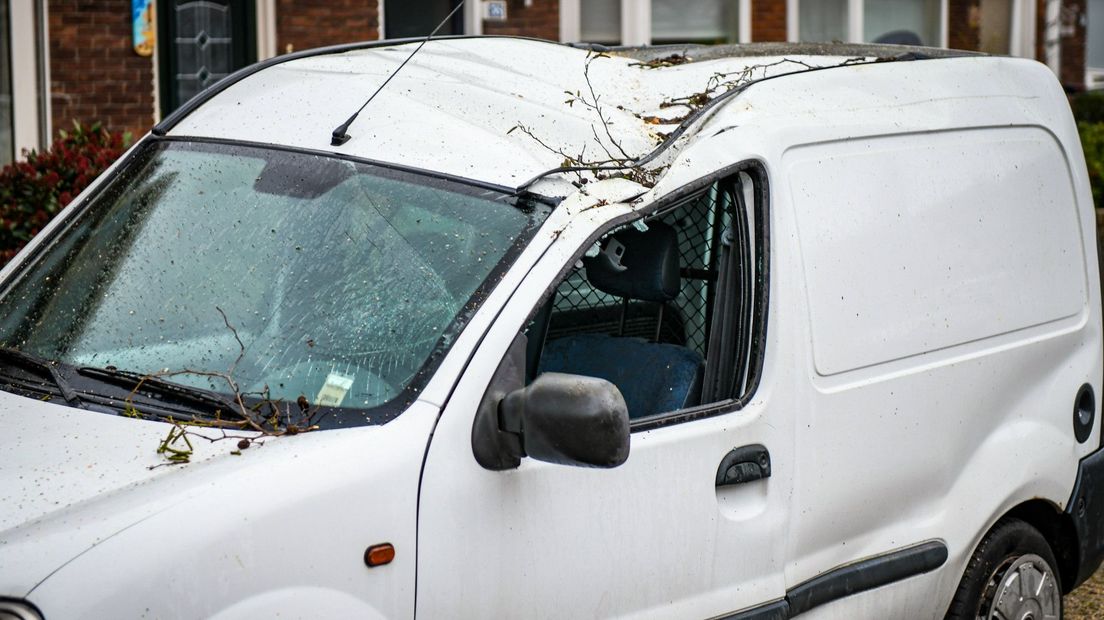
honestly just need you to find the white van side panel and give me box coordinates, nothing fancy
[787,127,1087,377]
[646,55,1103,619]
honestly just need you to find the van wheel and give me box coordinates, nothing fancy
[945,518,1062,620]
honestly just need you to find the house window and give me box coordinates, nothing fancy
[570,0,748,46]
[978,0,1014,53]
[1089,0,1104,87]
[581,0,621,44]
[0,1,13,166]
[863,0,941,46]
[791,0,947,47]
[652,0,740,45]
[799,0,847,42]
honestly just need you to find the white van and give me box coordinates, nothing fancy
[0,38,1100,620]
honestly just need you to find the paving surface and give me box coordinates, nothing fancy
[1067,566,1104,618]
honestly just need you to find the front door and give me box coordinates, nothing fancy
[384,0,463,38]
[157,0,255,117]
[416,170,792,618]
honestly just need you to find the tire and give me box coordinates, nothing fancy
[945,518,1063,619]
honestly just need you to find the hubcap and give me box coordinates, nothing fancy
[982,554,1060,620]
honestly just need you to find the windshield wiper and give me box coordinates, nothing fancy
[76,366,240,419]
[0,346,84,408]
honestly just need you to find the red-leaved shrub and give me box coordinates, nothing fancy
[0,122,129,263]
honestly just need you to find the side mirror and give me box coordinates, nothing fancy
[472,335,630,470]
[501,373,630,468]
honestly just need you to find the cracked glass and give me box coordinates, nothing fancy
[0,140,548,426]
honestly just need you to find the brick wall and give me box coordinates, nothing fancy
[482,0,559,41]
[1034,0,1087,91]
[947,0,979,51]
[48,0,155,139]
[276,0,379,54]
[752,0,787,43]
[1060,0,1086,90]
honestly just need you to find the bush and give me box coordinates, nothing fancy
[1080,121,1104,208]
[0,122,128,263]
[1073,91,1104,125]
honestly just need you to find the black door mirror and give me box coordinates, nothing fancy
[472,335,630,471]
[500,372,630,468]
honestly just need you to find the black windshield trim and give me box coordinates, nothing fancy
[154,135,547,201]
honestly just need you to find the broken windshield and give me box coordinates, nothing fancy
[0,140,548,426]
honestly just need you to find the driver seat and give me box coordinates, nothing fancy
[537,222,704,419]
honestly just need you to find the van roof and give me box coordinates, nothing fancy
[159,37,977,197]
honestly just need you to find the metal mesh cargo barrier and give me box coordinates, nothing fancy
[546,187,724,357]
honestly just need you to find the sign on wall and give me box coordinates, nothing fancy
[132,0,155,57]
[484,1,508,21]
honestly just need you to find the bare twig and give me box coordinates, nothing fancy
[128,308,324,468]
[216,305,246,378]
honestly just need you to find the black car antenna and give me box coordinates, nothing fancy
[330,0,465,147]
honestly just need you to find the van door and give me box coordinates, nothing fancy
[781,127,1093,616]
[416,171,795,618]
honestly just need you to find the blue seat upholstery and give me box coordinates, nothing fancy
[538,333,703,419]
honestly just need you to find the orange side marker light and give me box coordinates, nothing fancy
[365,543,395,568]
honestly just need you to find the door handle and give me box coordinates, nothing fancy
[716,444,771,487]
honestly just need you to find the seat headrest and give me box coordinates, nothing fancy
[583,221,680,302]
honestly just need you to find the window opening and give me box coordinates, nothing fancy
[528,173,759,422]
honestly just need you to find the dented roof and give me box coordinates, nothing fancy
[161,37,971,196]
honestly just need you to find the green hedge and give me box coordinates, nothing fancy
[1080,121,1104,208]
[1073,91,1104,125]
[1074,92,1104,208]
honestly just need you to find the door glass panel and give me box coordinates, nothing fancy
[864,0,941,46]
[652,0,739,44]
[800,0,848,42]
[979,0,1013,54]
[0,0,12,166]
[1090,0,1104,68]
[581,0,621,44]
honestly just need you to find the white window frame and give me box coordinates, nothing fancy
[257,0,278,59]
[786,0,950,49]
[1008,0,1036,58]
[560,0,752,45]
[7,0,47,158]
